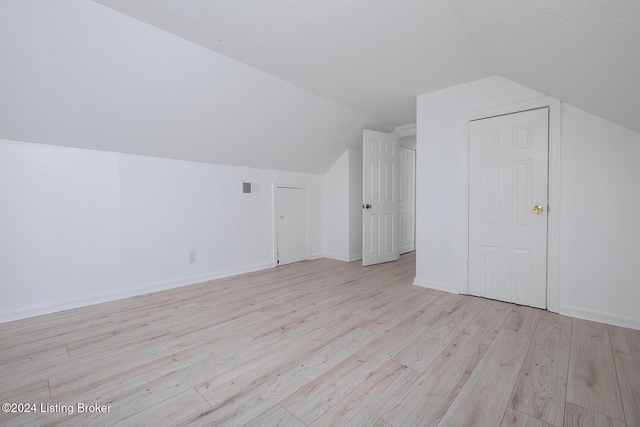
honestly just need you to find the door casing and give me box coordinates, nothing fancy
[399,146,416,254]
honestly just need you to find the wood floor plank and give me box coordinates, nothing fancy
[567,319,624,421]
[1,253,637,427]
[509,318,571,426]
[501,408,529,427]
[382,324,496,427]
[503,305,542,335]
[624,327,640,363]
[111,388,210,426]
[408,294,481,326]
[564,402,625,427]
[438,328,532,427]
[471,299,514,331]
[393,297,486,372]
[185,328,378,426]
[0,346,68,379]
[501,407,554,427]
[195,314,369,408]
[308,360,420,427]
[48,330,253,397]
[244,404,306,427]
[539,311,572,326]
[0,380,50,403]
[53,333,293,426]
[281,318,429,424]
[615,357,640,427]
[608,325,634,361]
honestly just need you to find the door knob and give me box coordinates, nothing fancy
[533,205,544,214]
[362,203,372,209]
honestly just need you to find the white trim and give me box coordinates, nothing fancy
[393,123,417,137]
[460,96,561,313]
[323,253,361,262]
[413,278,460,294]
[560,304,640,330]
[324,253,352,262]
[273,184,309,267]
[0,262,273,324]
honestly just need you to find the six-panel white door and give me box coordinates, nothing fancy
[276,187,307,266]
[362,130,399,266]
[399,147,416,254]
[468,108,549,308]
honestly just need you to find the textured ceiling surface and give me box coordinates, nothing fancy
[93,0,640,133]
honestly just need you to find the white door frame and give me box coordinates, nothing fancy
[394,123,417,253]
[398,146,416,254]
[460,97,561,313]
[273,184,308,267]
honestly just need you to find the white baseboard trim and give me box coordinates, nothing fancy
[324,253,352,262]
[0,262,274,324]
[308,252,325,260]
[559,304,640,330]
[412,277,460,294]
[348,253,362,262]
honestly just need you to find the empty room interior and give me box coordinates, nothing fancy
[2,1,640,426]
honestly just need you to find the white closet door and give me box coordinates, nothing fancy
[468,108,549,308]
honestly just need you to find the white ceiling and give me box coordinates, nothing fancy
[2,1,639,175]
[93,0,640,133]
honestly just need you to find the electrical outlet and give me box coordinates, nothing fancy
[189,252,197,263]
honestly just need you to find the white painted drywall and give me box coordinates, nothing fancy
[0,0,392,175]
[324,149,364,262]
[415,75,640,328]
[0,139,324,323]
[324,151,350,261]
[558,104,640,327]
[348,149,363,261]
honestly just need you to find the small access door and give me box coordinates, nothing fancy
[276,187,307,266]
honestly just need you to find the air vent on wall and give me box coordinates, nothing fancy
[242,182,253,194]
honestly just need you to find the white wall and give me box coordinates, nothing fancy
[324,151,350,261]
[348,149,363,260]
[559,105,640,327]
[415,75,640,329]
[324,149,363,262]
[0,139,324,323]
[0,0,393,175]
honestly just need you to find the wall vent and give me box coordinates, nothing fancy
[242,182,252,194]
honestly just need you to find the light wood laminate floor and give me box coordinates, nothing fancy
[1,253,639,426]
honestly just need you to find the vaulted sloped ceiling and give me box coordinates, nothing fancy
[449,0,640,134]
[1,1,639,174]
[92,0,640,133]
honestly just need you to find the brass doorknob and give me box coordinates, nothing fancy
[533,205,544,214]
[362,203,372,209]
